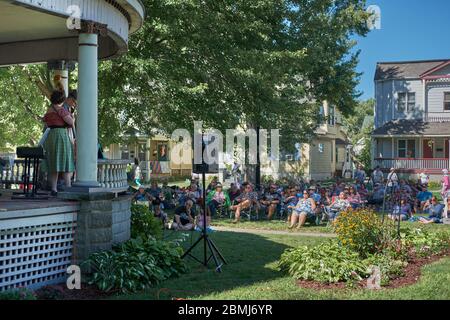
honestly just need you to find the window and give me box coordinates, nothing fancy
[328,106,336,126]
[138,144,146,162]
[398,140,416,158]
[121,145,129,160]
[407,93,416,111]
[319,105,325,124]
[444,92,450,111]
[157,143,169,161]
[397,92,416,112]
[318,143,324,153]
[397,93,406,112]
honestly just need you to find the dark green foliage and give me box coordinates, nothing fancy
[0,288,37,300]
[131,204,163,240]
[86,237,187,293]
[279,222,450,286]
[278,240,368,283]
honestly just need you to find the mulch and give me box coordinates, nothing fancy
[34,284,117,300]
[297,249,450,291]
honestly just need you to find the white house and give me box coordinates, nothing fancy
[372,59,450,180]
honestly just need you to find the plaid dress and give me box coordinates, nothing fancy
[44,128,75,173]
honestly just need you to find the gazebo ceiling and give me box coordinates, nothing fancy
[0,0,145,66]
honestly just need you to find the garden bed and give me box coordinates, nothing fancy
[34,284,115,300]
[296,249,450,291]
[279,209,450,292]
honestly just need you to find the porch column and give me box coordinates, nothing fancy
[391,137,395,159]
[448,139,450,170]
[371,137,376,169]
[74,22,106,188]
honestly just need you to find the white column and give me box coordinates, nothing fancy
[448,139,450,170]
[391,137,395,159]
[74,32,99,187]
[371,137,376,169]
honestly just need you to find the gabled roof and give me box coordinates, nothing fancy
[375,59,450,81]
[372,119,450,136]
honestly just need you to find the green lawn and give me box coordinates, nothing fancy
[116,230,450,300]
[210,217,450,235]
[211,218,334,234]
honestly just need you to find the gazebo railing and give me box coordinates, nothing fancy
[0,160,32,187]
[97,159,131,191]
[1,159,131,191]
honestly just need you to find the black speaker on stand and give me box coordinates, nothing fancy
[182,130,226,272]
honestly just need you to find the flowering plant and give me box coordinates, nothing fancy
[333,209,385,257]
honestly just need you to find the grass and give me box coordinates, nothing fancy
[209,216,450,235]
[211,218,334,234]
[115,229,450,300]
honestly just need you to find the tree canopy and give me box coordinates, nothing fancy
[0,0,370,152]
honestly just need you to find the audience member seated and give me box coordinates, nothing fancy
[206,176,219,193]
[259,184,281,220]
[420,197,444,224]
[348,186,363,209]
[288,190,316,229]
[231,183,258,223]
[415,187,433,212]
[389,198,412,221]
[195,209,212,232]
[206,183,231,217]
[172,199,196,231]
[327,192,351,221]
[133,186,152,203]
[284,188,300,223]
[399,180,412,193]
[227,183,241,203]
[147,181,162,199]
[152,198,168,227]
[161,181,175,209]
[367,184,384,206]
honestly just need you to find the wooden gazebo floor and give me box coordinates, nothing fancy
[0,190,78,212]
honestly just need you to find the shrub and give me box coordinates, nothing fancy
[278,240,369,283]
[401,228,450,258]
[131,204,163,240]
[427,181,441,190]
[363,253,407,286]
[333,209,386,257]
[0,288,36,300]
[86,237,187,293]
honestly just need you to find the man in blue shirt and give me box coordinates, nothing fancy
[416,187,433,212]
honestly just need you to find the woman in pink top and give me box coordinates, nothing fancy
[43,90,75,196]
[442,169,450,198]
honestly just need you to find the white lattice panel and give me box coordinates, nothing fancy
[0,212,77,291]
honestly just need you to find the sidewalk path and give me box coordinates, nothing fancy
[213,226,336,238]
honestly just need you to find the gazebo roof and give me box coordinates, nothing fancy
[0,0,145,66]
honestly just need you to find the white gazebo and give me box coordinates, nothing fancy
[0,0,145,189]
[0,0,145,291]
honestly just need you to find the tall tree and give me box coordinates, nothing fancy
[343,98,375,170]
[0,0,370,171]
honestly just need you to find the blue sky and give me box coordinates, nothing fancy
[354,0,450,100]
